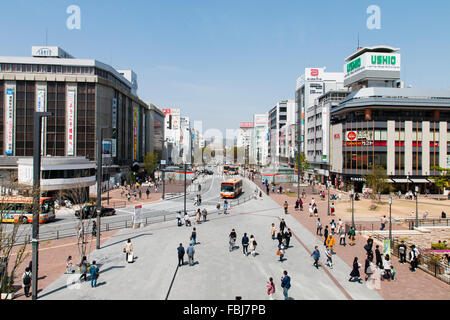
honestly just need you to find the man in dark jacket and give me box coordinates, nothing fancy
[242,233,249,256]
[177,243,185,267]
[323,226,329,246]
[398,241,407,264]
[375,245,383,269]
[279,219,286,233]
[284,228,292,248]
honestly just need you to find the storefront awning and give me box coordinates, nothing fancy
[410,178,431,183]
[392,179,411,183]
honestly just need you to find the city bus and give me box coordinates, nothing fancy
[228,166,239,175]
[220,178,243,198]
[0,197,56,224]
[223,165,230,174]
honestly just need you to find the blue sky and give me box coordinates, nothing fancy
[1,0,450,132]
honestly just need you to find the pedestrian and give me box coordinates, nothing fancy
[382,254,392,281]
[195,209,201,224]
[89,261,99,288]
[390,265,396,281]
[139,189,142,199]
[409,245,417,272]
[77,225,82,242]
[216,202,221,214]
[316,218,323,236]
[224,200,228,214]
[295,199,299,211]
[348,227,356,246]
[284,228,292,248]
[272,185,275,193]
[323,225,329,246]
[279,219,286,233]
[270,223,277,240]
[380,215,387,230]
[280,271,291,300]
[66,256,73,274]
[311,246,320,269]
[79,256,88,281]
[229,229,237,251]
[375,245,383,269]
[267,277,276,300]
[177,211,183,227]
[299,198,303,211]
[325,246,333,268]
[187,243,195,266]
[364,254,373,281]
[398,241,407,264]
[413,245,420,271]
[349,257,362,282]
[184,213,192,227]
[277,230,283,247]
[249,235,257,257]
[313,205,318,217]
[22,267,32,297]
[266,184,270,194]
[330,202,335,215]
[92,220,97,237]
[330,219,336,235]
[365,238,374,262]
[337,218,343,234]
[283,201,289,214]
[146,187,150,199]
[309,203,313,217]
[242,233,249,256]
[202,208,207,222]
[190,227,197,245]
[339,226,346,246]
[277,243,285,262]
[177,243,185,266]
[326,234,336,254]
[198,195,202,205]
[124,239,133,263]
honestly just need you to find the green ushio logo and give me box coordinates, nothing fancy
[371,55,397,65]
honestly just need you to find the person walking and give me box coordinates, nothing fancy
[267,277,276,300]
[326,234,336,254]
[22,267,32,297]
[146,187,150,199]
[339,227,346,246]
[190,228,197,245]
[299,198,303,211]
[330,219,336,235]
[277,243,285,262]
[124,239,133,263]
[216,202,221,214]
[79,256,88,282]
[65,256,73,274]
[270,223,277,240]
[283,201,289,214]
[348,227,356,246]
[89,261,99,288]
[280,271,291,300]
[279,219,286,233]
[398,241,407,264]
[202,208,207,222]
[309,203,313,217]
[242,233,249,256]
[316,218,323,236]
[295,199,299,211]
[323,225,329,246]
[177,243,185,266]
[375,245,383,269]
[249,235,257,257]
[139,189,142,199]
[277,230,283,247]
[413,246,420,270]
[284,228,292,248]
[313,205,318,217]
[349,257,362,282]
[224,200,228,214]
[184,213,192,227]
[311,246,320,269]
[337,218,343,234]
[325,246,333,268]
[195,209,201,224]
[380,215,387,230]
[187,243,195,266]
[364,254,373,281]
[330,202,335,216]
[229,229,237,251]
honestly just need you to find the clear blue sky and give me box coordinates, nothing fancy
[1,0,450,132]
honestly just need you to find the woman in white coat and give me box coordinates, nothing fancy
[124,238,133,263]
[249,235,257,257]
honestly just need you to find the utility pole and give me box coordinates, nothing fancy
[389,195,392,244]
[184,162,187,214]
[32,111,52,301]
[96,126,107,250]
[415,185,419,228]
[350,188,355,228]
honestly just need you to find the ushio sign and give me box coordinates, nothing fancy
[345,52,401,78]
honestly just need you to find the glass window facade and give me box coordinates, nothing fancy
[46,82,66,156]
[15,81,35,156]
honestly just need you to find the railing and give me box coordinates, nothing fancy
[405,218,450,230]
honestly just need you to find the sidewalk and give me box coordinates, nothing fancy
[268,190,450,300]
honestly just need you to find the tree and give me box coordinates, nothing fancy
[143,152,159,179]
[126,172,136,187]
[429,166,450,194]
[295,153,309,181]
[364,166,392,201]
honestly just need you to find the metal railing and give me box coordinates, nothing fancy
[405,218,450,230]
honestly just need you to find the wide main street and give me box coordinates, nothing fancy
[38,176,382,300]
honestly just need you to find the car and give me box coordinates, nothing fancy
[75,205,116,219]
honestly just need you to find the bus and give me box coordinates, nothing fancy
[223,165,230,174]
[220,178,243,198]
[0,197,56,224]
[228,166,239,175]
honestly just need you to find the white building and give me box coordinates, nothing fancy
[252,114,269,167]
[268,100,295,167]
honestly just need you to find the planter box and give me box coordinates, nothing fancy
[1,293,14,300]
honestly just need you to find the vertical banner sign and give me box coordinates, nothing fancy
[112,98,117,157]
[133,106,138,161]
[383,239,390,257]
[37,89,46,155]
[134,205,143,225]
[67,90,75,156]
[5,89,14,156]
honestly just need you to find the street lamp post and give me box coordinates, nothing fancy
[184,162,187,214]
[389,195,393,244]
[32,111,52,301]
[415,185,419,228]
[327,179,330,216]
[96,126,108,250]
[350,188,355,228]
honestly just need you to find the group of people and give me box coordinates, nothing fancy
[270,220,292,262]
[228,229,258,257]
[266,271,291,300]
[120,184,154,202]
[177,208,208,227]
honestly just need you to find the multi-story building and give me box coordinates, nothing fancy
[268,100,294,167]
[329,45,450,193]
[252,114,269,167]
[0,46,164,199]
[237,122,254,164]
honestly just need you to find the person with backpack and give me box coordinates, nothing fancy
[280,271,291,300]
[89,261,100,288]
[267,277,276,300]
[22,267,32,297]
[242,233,249,256]
[311,246,320,269]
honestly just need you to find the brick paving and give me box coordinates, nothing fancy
[9,230,118,300]
[267,186,450,300]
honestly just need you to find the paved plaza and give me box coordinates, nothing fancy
[38,181,383,300]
